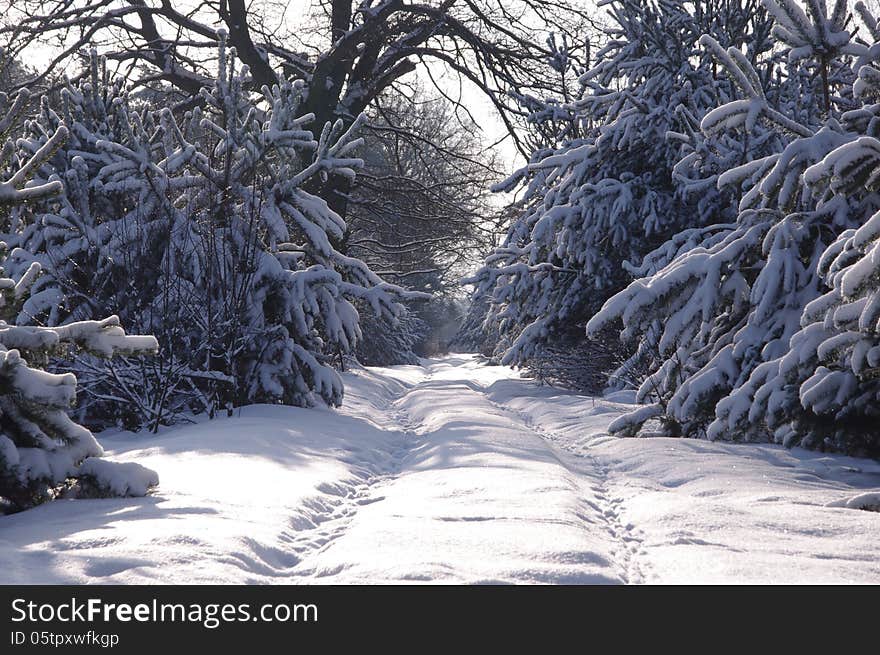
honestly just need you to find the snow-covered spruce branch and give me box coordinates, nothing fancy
[0,111,159,512]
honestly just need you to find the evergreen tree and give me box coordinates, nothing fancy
[0,83,158,513]
[709,1,880,454]
[3,39,418,428]
[7,51,138,326]
[467,0,774,380]
[587,0,878,448]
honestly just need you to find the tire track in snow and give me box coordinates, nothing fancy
[483,391,649,584]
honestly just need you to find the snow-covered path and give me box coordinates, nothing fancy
[1,355,878,584]
[287,356,642,583]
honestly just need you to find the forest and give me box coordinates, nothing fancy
[0,0,878,586]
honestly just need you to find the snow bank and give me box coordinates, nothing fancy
[484,375,880,584]
[0,368,409,584]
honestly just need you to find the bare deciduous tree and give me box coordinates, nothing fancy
[0,0,592,218]
[348,87,504,296]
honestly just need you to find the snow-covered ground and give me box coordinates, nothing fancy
[1,355,878,584]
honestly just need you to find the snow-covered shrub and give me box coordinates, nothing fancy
[588,0,880,453]
[466,0,774,372]
[0,86,158,512]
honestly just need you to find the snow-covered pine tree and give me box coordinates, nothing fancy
[467,0,774,382]
[6,51,136,326]
[0,85,158,512]
[587,0,874,441]
[84,36,416,422]
[707,2,880,454]
[452,291,502,358]
[1,37,420,428]
[2,50,201,428]
[185,36,414,408]
[355,305,427,366]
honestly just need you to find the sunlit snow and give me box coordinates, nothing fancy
[2,356,877,584]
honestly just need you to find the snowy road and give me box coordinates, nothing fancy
[286,357,643,583]
[1,355,878,584]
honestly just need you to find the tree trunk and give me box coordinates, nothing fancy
[298,1,355,223]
